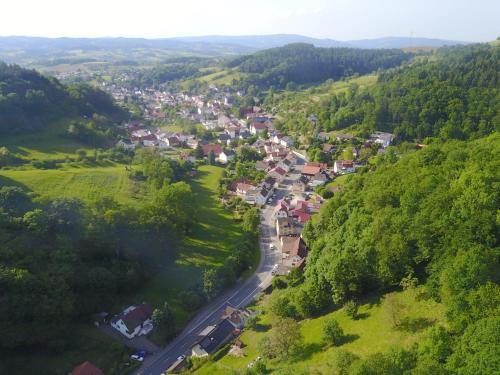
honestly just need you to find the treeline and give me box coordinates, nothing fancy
[228,43,411,89]
[0,151,194,350]
[278,43,500,142]
[270,134,498,373]
[0,62,126,135]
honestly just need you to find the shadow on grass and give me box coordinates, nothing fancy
[292,342,324,362]
[354,312,370,320]
[397,317,434,333]
[339,333,360,345]
[254,323,272,332]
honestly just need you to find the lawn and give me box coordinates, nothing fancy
[194,287,445,374]
[1,119,95,162]
[0,164,147,206]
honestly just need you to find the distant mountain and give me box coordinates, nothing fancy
[0,35,468,66]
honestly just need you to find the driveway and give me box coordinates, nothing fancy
[99,324,160,353]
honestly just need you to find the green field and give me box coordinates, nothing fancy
[194,287,445,374]
[0,164,147,206]
[1,119,96,162]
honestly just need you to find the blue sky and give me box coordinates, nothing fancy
[1,0,499,41]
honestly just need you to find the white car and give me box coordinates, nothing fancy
[177,355,186,361]
[269,243,275,250]
[130,355,144,362]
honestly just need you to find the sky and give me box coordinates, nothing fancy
[0,0,499,42]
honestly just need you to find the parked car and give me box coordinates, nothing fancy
[131,351,147,362]
[177,355,186,361]
[269,243,275,250]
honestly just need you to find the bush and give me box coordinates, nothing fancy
[344,300,359,319]
[322,318,344,346]
[331,350,359,375]
[272,277,288,290]
[179,290,204,311]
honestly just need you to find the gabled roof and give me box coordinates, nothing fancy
[113,304,152,333]
[72,361,103,375]
[197,319,235,354]
[202,144,223,156]
[301,165,321,176]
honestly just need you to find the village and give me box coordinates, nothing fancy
[70,82,397,375]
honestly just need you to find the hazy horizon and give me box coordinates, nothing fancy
[1,0,498,42]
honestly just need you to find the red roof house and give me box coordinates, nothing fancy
[72,361,103,375]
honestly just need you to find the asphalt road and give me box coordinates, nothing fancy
[134,157,305,375]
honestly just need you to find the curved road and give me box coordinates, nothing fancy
[133,165,304,375]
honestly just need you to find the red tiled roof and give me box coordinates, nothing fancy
[301,165,321,176]
[202,144,223,156]
[72,361,103,375]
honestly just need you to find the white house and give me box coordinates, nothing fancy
[110,304,153,339]
[334,160,355,175]
[280,137,294,148]
[370,132,394,148]
[218,150,235,164]
[277,159,292,173]
[116,139,135,151]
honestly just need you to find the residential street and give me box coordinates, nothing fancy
[133,155,305,375]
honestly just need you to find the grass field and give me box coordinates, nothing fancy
[194,287,445,374]
[1,119,96,162]
[0,164,147,206]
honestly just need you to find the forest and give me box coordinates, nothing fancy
[268,134,499,373]
[0,150,195,351]
[275,44,500,142]
[0,62,126,135]
[228,43,412,89]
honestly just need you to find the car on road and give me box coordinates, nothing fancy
[269,243,275,250]
[130,351,147,362]
[177,355,186,361]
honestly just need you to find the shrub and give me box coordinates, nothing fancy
[322,318,344,346]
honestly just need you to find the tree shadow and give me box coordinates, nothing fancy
[354,312,370,320]
[253,323,271,332]
[338,334,360,346]
[292,342,324,362]
[397,317,434,333]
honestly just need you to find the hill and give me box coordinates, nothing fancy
[0,35,467,67]
[272,43,500,142]
[227,43,412,89]
[0,62,125,136]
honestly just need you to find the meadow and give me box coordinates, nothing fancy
[194,287,445,374]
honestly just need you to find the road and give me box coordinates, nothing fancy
[134,157,305,375]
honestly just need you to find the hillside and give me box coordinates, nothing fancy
[0,62,125,135]
[272,43,500,142]
[227,43,412,89]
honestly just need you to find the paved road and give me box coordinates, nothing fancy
[134,158,305,375]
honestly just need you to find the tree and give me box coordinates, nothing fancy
[22,209,49,235]
[262,318,304,360]
[207,150,216,165]
[344,300,359,320]
[152,302,176,339]
[322,318,344,346]
[330,350,359,375]
[202,268,223,301]
[245,314,259,330]
[195,144,204,159]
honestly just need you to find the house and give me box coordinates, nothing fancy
[277,158,293,172]
[202,144,223,157]
[71,361,103,375]
[236,182,257,197]
[336,133,354,142]
[221,306,252,329]
[219,150,235,164]
[272,133,284,144]
[180,152,196,164]
[276,217,299,238]
[226,125,240,138]
[141,134,158,147]
[262,176,277,190]
[293,175,309,192]
[318,131,330,141]
[218,133,231,143]
[116,139,135,151]
[274,200,291,219]
[166,136,180,147]
[250,122,268,135]
[370,132,394,148]
[255,187,271,205]
[110,303,153,339]
[323,144,335,153]
[239,129,251,140]
[280,236,308,259]
[301,164,321,177]
[280,137,294,148]
[334,160,355,175]
[255,160,270,171]
[186,138,199,149]
[191,319,236,357]
[310,171,330,187]
[268,167,287,182]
